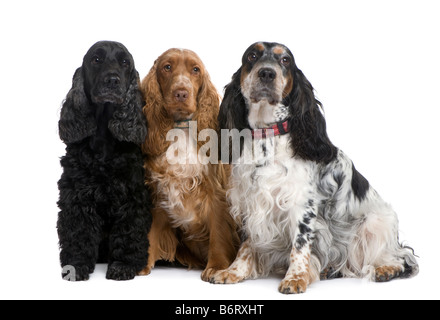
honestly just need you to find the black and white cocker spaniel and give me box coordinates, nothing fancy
[210,42,419,294]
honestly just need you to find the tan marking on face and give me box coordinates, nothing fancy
[240,67,250,89]
[282,72,293,98]
[255,43,265,52]
[273,46,285,55]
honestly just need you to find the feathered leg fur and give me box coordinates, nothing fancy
[312,150,419,283]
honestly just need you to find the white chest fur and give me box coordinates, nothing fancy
[229,134,316,257]
[152,128,208,229]
[247,101,289,129]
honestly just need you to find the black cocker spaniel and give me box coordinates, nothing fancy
[57,41,152,281]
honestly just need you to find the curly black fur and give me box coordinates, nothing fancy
[57,41,151,281]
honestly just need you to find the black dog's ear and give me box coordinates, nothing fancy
[218,67,249,131]
[108,71,147,145]
[59,68,97,144]
[287,67,337,164]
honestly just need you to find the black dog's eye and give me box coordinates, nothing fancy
[164,64,172,72]
[121,59,130,67]
[281,57,291,66]
[248,52,258,62]
[91,55,103,65]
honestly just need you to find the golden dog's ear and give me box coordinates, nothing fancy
[194,71,220,134]
[140,61,174,157]
[140,60,161,104]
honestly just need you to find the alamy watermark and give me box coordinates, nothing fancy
[62,265,76,281]
[166,121,277,165]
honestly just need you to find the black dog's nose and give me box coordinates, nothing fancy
[258,68,276,83]
[104,75,121,88]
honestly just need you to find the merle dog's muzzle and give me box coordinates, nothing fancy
[249,66,280,105]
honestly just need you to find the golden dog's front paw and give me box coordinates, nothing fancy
[278,278,308,294]
[137,266,152,276]
[201,268,218,282]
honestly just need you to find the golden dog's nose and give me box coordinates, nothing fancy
[174,89,189,102]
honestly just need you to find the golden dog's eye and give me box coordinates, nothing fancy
[164,64,172,72]
[248,52,258,62]
[192,67,200,74]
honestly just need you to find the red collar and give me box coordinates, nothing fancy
[252,120,289,140]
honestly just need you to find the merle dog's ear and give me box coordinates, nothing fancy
[59,68,97,144]
[218,67,249,131]
[218,67,250,162]
[286,67,337,164]
[108,71,147,145]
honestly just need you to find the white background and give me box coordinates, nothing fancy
[1,0,439,300]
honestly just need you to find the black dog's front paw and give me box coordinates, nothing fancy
[106,262,137,281]
[62,265,92,281]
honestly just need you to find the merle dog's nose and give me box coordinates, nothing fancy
[104,74,121,88]
[258,68,276,83]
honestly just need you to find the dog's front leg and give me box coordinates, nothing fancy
[209,238,255,284]
[138,207,178,276]
[279,205,318,294]
[201,195,240,282]
[279,245,313,294]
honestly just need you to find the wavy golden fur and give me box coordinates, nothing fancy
[141,49,220,157]
[139,49,239,281]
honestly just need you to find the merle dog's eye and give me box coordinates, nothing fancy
[281,57,291,66]
[248,52,258,62]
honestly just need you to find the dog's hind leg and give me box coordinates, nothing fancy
[345,198,419,281]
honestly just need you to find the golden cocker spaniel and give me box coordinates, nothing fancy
[139,48,239,281]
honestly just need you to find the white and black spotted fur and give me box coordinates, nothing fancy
[210,42,419,294]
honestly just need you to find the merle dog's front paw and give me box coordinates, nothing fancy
[106,262,137,281]
[62,265,92,282]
